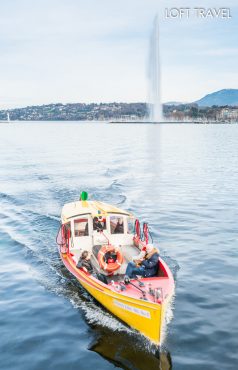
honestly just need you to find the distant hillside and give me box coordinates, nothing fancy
[164,101,184,106]
[0,102,147,121]
[1,89,237,121]
[195,89,238,107]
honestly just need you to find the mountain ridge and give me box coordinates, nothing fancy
[195,89,238,107]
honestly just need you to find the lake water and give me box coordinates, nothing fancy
[0,122,238,370]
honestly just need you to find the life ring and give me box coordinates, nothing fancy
[98,244,123,273]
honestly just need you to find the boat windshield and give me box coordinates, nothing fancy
[127,216,134,234]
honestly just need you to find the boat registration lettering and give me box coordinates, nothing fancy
[113,299,151,319]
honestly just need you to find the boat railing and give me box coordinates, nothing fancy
[56,225,69,253]
[142,222,153,244]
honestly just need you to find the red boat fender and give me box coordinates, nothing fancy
[60,225,68,254]
[98,244,123,273]
[133,219,142,247]
[133,236,147,252]
[143,222,149,244]
[133,235,140,247]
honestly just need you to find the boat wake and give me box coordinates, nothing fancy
[0,206,134,341]
[71,298,133,334]
[160,293,176,347]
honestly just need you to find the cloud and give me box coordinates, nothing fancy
[195,48,238,56]
[0,0,237,108]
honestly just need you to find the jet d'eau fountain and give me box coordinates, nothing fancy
[148,15,163,122]
[110,15,164,124]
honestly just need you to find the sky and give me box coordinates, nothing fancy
[0,0,237,108]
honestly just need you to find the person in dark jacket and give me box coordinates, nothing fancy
[76,250,94,273]
[125,244,159,279]
[104,249,117,263]
[77,250,108,284]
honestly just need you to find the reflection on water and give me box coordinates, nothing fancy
[89,328,172,370]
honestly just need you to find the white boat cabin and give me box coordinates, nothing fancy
[60,199,139,274]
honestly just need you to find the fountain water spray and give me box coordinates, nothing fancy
[148,15,163,122]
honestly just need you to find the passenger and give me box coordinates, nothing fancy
[114,218,124,234]
[77,250,108,284]
[132,245,146,264]
[76,250,93,273]
[125,244,159,279]
[93,216,103,231]
[104,249,117,263]
[98,215,106,229]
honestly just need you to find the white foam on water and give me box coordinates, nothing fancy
[70,296,133,334]
[160,293,176,346]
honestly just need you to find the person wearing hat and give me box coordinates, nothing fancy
[125,244,160,279]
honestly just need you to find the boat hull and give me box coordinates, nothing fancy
[60,252,173,345]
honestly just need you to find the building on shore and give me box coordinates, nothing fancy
[219,108,238,121]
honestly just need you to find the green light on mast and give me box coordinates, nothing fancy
[80,191,88,201]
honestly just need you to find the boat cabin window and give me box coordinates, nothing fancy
[127,217,134,234]
[110,216,124,234]
[74,218,89,237]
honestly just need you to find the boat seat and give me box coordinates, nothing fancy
[69,248,83,264]
[120,245,140,262]
[92,244,102,258]
[90,252,108,276]
[110,245,140,275]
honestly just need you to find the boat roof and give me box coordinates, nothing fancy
[61,200,132,222]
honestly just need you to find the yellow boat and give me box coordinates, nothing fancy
[56,191,175,345]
